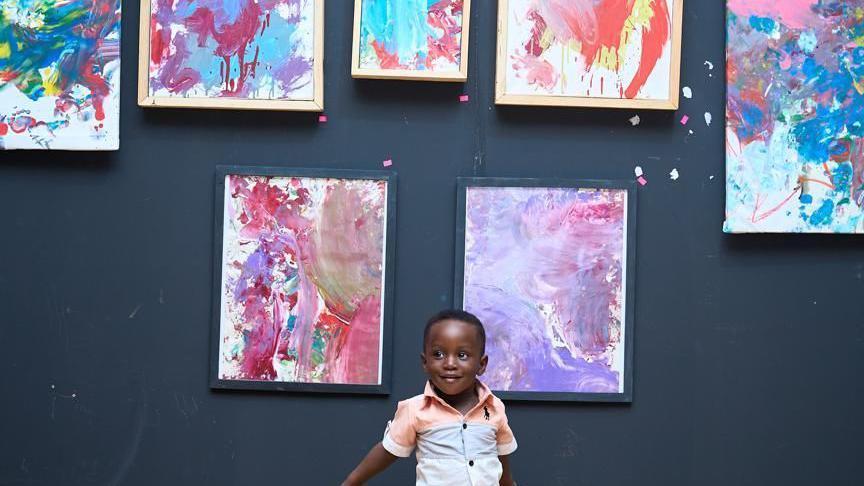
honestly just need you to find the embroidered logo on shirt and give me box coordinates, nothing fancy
[484,406,490,420]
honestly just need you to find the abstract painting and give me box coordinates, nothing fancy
[725,1,864,233]
[0,0,121,150]
[212,167,396,393]
[139,0,323,111]
[495,0,683,109]
[351,0,470,81]
[455,179,636,402]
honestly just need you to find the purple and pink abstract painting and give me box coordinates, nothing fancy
[461,186,630,395]
[725,1,864,233]
[148,0,315,100]
[218,174,389,386]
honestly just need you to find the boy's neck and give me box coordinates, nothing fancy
[432,380,479,414]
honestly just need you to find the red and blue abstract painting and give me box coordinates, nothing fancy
[148,0,315,101]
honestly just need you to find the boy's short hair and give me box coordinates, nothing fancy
[423,309,486,354]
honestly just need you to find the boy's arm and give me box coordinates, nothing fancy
[341,443,399,486]
[499,455,515,486]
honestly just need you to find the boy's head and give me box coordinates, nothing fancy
[421,309,488,397]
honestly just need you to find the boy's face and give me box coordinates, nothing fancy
[421,319,488,397]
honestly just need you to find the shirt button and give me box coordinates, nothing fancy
[469,460,474,467]
[462,423,467,429]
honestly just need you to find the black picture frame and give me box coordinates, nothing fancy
[210,165,397,394]
[454,177,637,403]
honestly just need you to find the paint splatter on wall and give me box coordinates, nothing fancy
[359,0,463,72]
[725,2,864,233]
[218,175,388,385]
[0,0,121,150]
[149,0,315,100]
[462,187,629,394]
[504,0,673,99]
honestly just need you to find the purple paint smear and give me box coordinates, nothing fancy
[463,187,627,394]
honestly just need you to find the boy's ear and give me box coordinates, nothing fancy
[420,352,428,371]
[477,354,488,376]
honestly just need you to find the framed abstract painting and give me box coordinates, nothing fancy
[455,178,636,402]
[0,0,121,150]
[351,0,470,81]
[138,0,324,111]
[211,166,397,393]
[725,1,864,233]
[495,0,684,109]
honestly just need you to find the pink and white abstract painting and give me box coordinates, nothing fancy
[216,172,391,388]
[459,183,633,399]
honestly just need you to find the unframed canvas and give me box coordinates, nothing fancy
[351,0,471,81]
[725,0,864,233]
[0,0,121,150]
[455,178,636,402]
[495,0,683,109]
[139,0,324,111]
[211,167,396,393]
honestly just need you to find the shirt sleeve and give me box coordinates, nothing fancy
[495,398,518,456]
[381,399,416,457]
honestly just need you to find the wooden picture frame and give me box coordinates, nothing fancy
[351,0,471,82]
[138,0,324,111]
[211,166,397,394]
[495,0,683,109]
[454,178,637,402]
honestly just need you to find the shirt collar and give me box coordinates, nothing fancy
[423,380,494,409]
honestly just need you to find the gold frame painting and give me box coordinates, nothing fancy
[351,0,471,82]
[495,0,683,109]
[138,0,324,111]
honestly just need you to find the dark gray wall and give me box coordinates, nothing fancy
[2,2,863,485]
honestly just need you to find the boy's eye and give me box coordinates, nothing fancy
[432,350,444,358]
[458,352,468,359]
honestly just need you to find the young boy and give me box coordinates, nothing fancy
[341,309,517,486]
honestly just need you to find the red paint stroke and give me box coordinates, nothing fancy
[524,9,548,57]
[798,177,835,191]
[7,115,56,134]
[0,123,7,136]
[425,0,462,68]
[371,40,404,69]
[185,1,263,95]
[624,0,670,99]
[150,18,168,65]
[752,186,801,223]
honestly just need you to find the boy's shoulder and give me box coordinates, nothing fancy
[397,392,428,407]
[487,392,507,409]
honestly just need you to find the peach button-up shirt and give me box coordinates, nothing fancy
[382,380,518,486]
